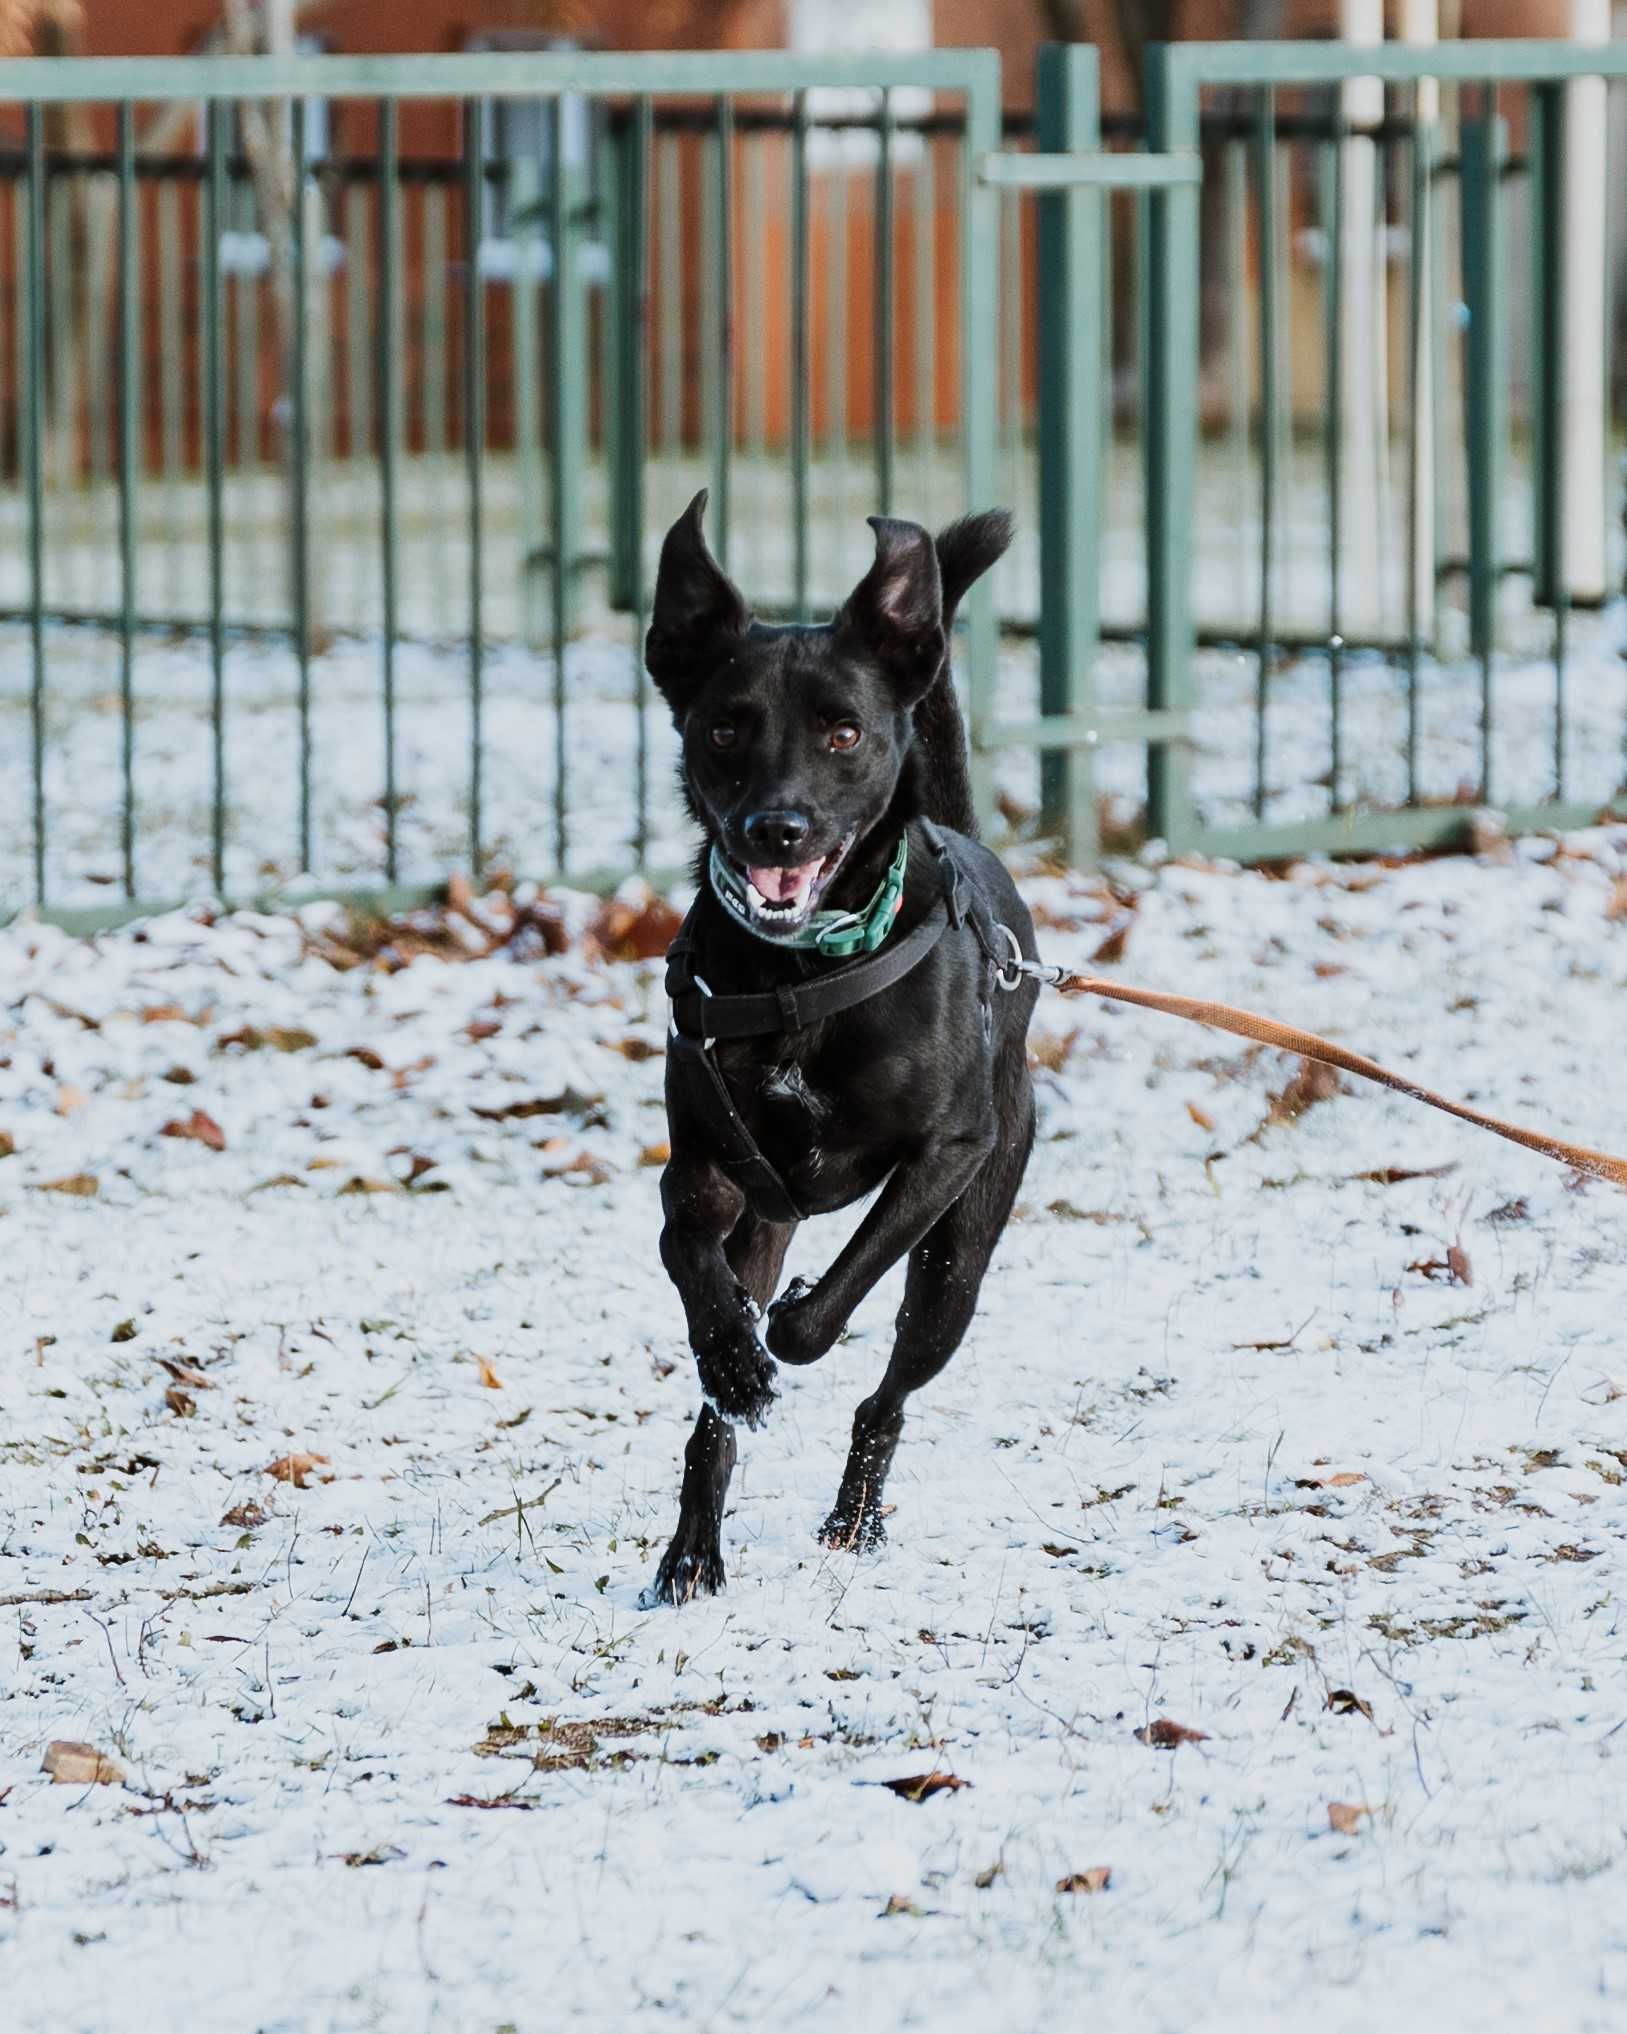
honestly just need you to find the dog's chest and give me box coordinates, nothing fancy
[758,1059,831,1132]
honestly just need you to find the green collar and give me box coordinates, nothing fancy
[708,832,909,959]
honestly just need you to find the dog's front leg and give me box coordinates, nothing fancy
[659,1152,779,1429]
[764,1122,994,1366]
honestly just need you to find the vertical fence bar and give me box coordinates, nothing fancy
[377,99,401,883]
[116,102,138,899]
[1530,82,1568,798]
[1252,86,1277,821]
[345,178,372,631]
[657,130,680,468]
[1321,105,1345,811]
[548,97,574,868]
[791,90,811,620]
[290,99,313,873]
[156,178,183,616]
[423,183,449,634]
[25,106,45,906]
[962,54,1002,828]
[743,134,766,583]
[1460,105,1506,804]
[1035,42,1101,861]
[628,96,652,864]
[1145,47,1200,855]
[464,98,487,879]
[707,94,734,567]
[874,88,895,518]
[205,103,228,894]
[826,133,849,558]
[1405,85,1433,804]
[914,130,937,512]
[1226,134,1250,617]
[511,153,542,645]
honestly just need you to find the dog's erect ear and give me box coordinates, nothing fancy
[836,516,945,701]
[645,490,749,710]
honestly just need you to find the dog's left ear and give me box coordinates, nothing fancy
[836,516,945,703]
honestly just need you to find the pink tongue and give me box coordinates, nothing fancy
[748,860,820,906]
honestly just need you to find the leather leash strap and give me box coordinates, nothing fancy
[1054,973,1627,1189]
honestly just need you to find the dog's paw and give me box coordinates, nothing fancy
[694,1332,777,1430]
[816,1503,888,1554]
[765,1277,842,1367]
[639,1532,727,1608]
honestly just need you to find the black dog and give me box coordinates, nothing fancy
[640,493,1038,1606]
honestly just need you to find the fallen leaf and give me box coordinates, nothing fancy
[220,1503,267,1529]
[111,1318,139,1343]
[973,1861,1004,1889]
[1056,1866,1112,1894]
[340,1844,406,1867]
[877,1771,971,1803]
[1186,1100,1216,1133]
[476,1355,503,1390]
[446,1793,535,1811]
[879,1893,927,1917]
[1352,1163,1457,1185]
[336,1175,401,1196]
[0,1131,14,1158]
[1327,1801,1371,1835]
[1446,1243,1473,1287]
[158,1358,213,1390]
[1323,1470,1366,1488]
[55,1083,90,1116]
[1407,1252,1472,1286]
[586,893,684,963]
[34,1173,98,1197]
[164,1386,196,1418]
[160,1109,226,1152]
[346,1046,386,1070]
[1265,1057,1340,1127]
[140,1002,193,1024]
[1134,1717,1208,1749]
[42,1740,124,1786]
[1327,1688,1375,1723]
[264,1452,330,1488]
[638,1141,671,1168]
[610,1036,662,1062]
[1090,916,1134,965]
[1604,875,1627,921]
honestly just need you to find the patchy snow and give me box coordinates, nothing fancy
[2,829,1627,2032]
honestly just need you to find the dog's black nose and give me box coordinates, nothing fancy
[742,809,811,858]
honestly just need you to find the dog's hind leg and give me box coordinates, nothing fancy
[641,1210,795,1607]
[818,1087,1035,1554]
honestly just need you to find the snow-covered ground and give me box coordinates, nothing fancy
[3,830,1626,2033]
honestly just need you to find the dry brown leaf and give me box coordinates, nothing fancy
[1090,915,1134,966]
[1604,875,1627,922]
[446,1792,536,1811]
[220,1502,267,1529]
[1327,1801,1371,1835]
[164,1386,197,1418]
[140,1002,194,1025]
[42,1740,124,1786]
[1327,1688,1375,1723]
[160,1108,226,1152]
[336,1175,401,1196]
[0,1130,15,1158]
[638,1141,671,1168]
[1267,1057,1340,1126]
[34,1173,99,1198]
[55,1083,89,1116]
[1446,1243,1473,1287]
[265,1452,330,1488]
[1056,1866,1112,1894]
[1028,1028,1079,1073]
[610,1036,662,1062]
[1134,1717,1208,1749]
[1407,1252,1472,1287]
[476,1355,504,1390]
[587,893,684,963]
[346,1046,386,1070]
[878,1771,971,1803]
[1186,1100,1216,1133]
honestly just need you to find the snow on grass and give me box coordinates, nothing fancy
[2,833,1627,2033]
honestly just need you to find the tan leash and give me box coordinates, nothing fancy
[1043,971,1627,1189]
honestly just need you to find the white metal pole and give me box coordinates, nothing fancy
[1398,0,1438,639]
[1564,0,1610,602]
[1339,0,1386,634]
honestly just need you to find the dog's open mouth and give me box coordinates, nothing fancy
[734,834,854,932]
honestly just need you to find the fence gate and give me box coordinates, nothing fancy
[983,37,1627,870]
[0,49,1003,930]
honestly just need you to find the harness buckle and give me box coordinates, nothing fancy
[991,924,1027,993]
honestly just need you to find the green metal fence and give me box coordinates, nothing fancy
[0,49,1002,927]
[2,41,1625,927]
[1125,37,1627,863]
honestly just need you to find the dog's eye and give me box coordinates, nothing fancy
[829,723,862,752]
[708,721,737,751]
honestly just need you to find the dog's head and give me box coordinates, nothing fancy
[645,491,952,940]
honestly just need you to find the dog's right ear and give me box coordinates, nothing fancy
[645,490,749,712]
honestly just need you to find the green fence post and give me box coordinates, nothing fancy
[116,100,138,899]
[1034,41,1101,864]
[1460,107,1506,804]
[605,102,649,614]
[708,94,735,567]
[1528,83,1563,616]
[1144,44,1200,856]
[552,91,587,644]
[25,104,45,908]
[962,49,1002,832]
[377,97,402,883]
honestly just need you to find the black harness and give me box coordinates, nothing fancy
[664,822,1013,1224]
